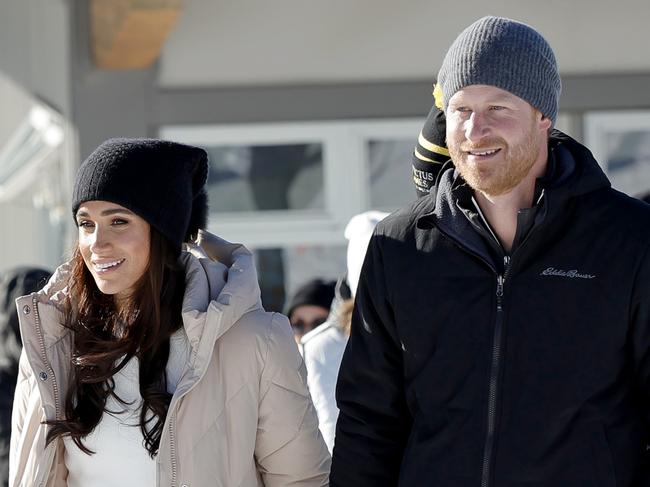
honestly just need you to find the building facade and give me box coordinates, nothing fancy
[2,0,650,309]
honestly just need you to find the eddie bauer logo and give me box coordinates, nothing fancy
[540,267,596,279]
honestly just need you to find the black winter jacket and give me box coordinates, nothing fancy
[331,132,650,487]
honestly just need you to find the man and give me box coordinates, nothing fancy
[331,16,650,486]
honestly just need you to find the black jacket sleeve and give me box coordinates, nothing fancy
[330,232,412,486]
[630,244,650,431]
[628,243,650,486]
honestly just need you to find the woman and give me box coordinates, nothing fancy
[10,138,330,487]
[300,211,387,453]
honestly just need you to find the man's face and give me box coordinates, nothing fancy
[446,85,552,197]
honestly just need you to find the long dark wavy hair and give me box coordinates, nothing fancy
[46,228,186,457]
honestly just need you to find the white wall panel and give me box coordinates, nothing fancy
[159,0,650,87]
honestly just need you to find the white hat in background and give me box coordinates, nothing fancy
[344,210,389,297]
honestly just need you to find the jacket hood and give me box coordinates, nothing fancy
[180,230,263,346]
[543,129,610,198]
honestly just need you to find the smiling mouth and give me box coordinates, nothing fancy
[93,259,125,273]
[467,148,501,157]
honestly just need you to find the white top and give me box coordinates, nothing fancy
[64,328,191,487]
[300,322,348,453]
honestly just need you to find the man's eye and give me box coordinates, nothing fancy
[489,105,506,111]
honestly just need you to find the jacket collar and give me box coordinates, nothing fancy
[178,230,262,377]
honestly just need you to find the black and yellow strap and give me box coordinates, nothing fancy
[411,99,450,197]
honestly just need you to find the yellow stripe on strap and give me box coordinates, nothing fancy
[414,148,437,163]
[418,132,450,157]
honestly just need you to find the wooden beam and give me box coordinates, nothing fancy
[90,0,183,70]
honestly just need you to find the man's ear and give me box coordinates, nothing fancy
[539,113,553,132]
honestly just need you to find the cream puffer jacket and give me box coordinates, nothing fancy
[9,231,331,487]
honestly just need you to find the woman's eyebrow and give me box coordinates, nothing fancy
[100,208,134,216]
[76,208,134,218]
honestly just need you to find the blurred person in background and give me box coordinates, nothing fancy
[10,138,330,487]
[0,267,51,487]
[298,97,445,452]
[301,211,387,454]
[286,278,335,344]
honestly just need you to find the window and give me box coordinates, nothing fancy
[584,111,650,197]
[160,118,422,310]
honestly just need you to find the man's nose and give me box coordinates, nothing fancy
[465,112,490,142]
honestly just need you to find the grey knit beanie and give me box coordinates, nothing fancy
[437,16,561,123]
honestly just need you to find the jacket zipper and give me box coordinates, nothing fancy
[162,304,226,487]
[480,255,510,487]
[437,191,546,485]
[32,295,61,420]
[169,407,178,487]
[432,219,508,486]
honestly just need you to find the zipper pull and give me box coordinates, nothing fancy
[496,275,504,312]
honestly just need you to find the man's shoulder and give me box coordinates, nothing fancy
[375,195,436,239]
[587,187,650,244]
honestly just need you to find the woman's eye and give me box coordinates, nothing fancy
[111,218,128,226]
[77,220,93,229]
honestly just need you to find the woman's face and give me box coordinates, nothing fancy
[76,200,151,303]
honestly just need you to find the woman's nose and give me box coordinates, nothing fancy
[89,226,111,253]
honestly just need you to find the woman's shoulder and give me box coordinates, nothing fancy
[301,321,346,348]
[212,308,293,356]
[210,310,305,394]
[301,321,347,366]
[225,310,292,349]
